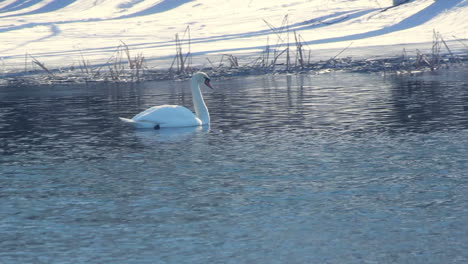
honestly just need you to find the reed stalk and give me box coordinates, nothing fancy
[294,31,304,69]
[28,54,53,76]
[431,30,443,70]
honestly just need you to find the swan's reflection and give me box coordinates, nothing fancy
[134,125,210,144]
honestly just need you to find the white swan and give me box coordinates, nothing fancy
[119,72,213,129]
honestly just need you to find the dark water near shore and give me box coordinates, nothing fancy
[1,68,467,263]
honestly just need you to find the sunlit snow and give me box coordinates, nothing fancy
[0,0,466,71]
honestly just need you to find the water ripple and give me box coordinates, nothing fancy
[1,68,467,263]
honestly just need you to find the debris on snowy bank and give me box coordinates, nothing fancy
[1,50,466,87]
[1,29,467,87]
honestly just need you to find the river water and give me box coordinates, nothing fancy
[1,68,467,263]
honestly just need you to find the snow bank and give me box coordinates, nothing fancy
[0,0,466,72]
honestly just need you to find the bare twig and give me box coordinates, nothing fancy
[440,36,459,63]
[224,54,239,67]
[431,30,441,70]
[28,54,53,76]
[264,36,270,67]
[271,48,287,69]
[206,58,216,68]
[120,41,134,69]
[294,31,304,69]
[331,41,354,61]
[452,35,468,48]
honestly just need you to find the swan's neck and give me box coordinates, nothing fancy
[191,78,210,124]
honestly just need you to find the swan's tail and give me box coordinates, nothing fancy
[119,117,159,129]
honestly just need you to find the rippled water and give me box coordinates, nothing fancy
[1,68,467,263]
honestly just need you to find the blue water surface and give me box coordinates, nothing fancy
[1,68,467,263]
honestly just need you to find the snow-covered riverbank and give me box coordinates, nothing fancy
[1,0,467,79]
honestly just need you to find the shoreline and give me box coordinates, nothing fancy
[1,49,466,87]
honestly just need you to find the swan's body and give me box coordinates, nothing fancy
[119,72,212,129]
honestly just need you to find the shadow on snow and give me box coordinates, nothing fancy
[0,0,464,62]
[0,0,78,18]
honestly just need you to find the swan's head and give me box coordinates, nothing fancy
[193,72,213,89]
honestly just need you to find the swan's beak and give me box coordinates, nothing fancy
[204,79,213,89]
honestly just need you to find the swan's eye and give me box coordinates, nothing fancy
[204,77,210,82]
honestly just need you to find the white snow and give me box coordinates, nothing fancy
[0,0,466,72]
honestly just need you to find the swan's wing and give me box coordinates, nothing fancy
[132,105,201,127]
[131,105,170,120]
[119,117,157,128]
